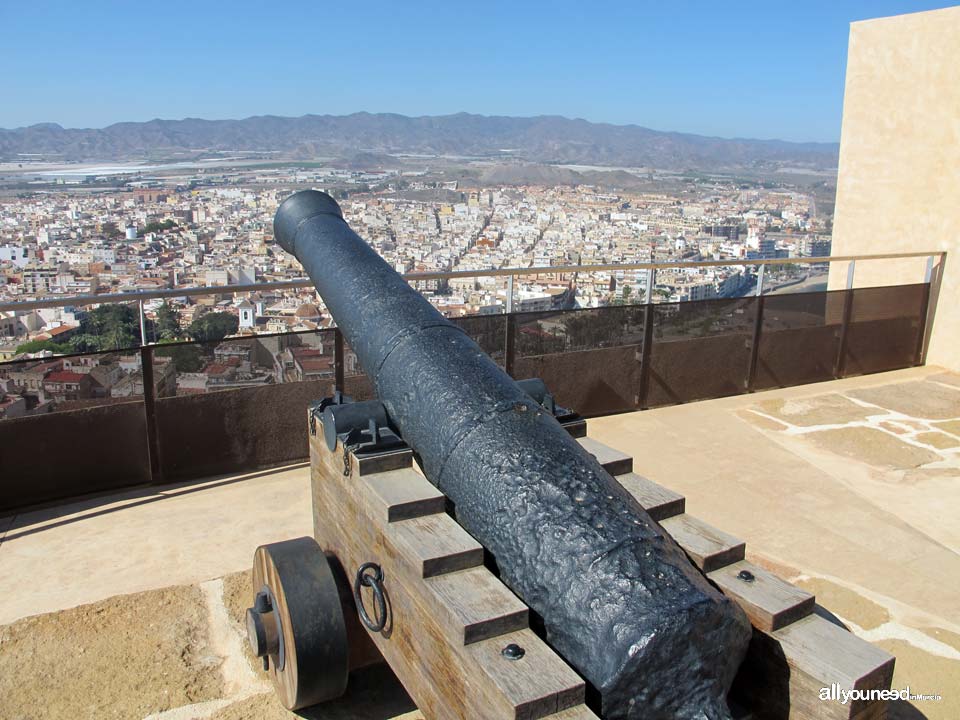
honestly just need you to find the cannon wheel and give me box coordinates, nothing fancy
[248,537,349,710]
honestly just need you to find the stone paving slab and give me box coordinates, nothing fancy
[930,372,960,389]
[756,393,878,426]
[806,426,941,468]
[933,419,960,437]
[915,431,960,449]
[848,380,960,420]
[794,577,890,631]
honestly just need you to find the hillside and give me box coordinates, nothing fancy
[0,112,839,171]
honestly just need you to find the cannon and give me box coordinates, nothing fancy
[247,189,752,718]
[245,189,898,720]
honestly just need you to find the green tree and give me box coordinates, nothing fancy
[69,334,102,353]
[82,304,144,350]
[142,219,179,234]
[101,221,123,239]
[188,312,238,343]
[156,302,183,340]
[610,285,634,307]
[15,339,73,355]
[57,304,157,352]
[153,342,205,372]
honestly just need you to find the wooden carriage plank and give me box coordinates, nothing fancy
[352,447,414,476]
[466,628,587,720]
[562,419,588,438]
[544,706,600,719]
[426,566,530,645]
[365,467,447,523]
[577,437,633,475]
[707,560,815,632]
[613,472,686,521]
[732,614,895,720]
[660,513,746,572]
[391,513,485,577]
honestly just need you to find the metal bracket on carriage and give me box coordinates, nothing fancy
[309,391,350,437]
[515,377,581,425]
[313,395,408,456]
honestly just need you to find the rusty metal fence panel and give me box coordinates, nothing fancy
[646,297,757,408]
[0,283,936,510]
[841,283,928,377]
[753,290,844,391]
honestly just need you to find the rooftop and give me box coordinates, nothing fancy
[1,366,956,718]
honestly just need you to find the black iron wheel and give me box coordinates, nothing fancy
[248,536,349,710]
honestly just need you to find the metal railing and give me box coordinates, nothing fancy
[0,249,946,510]
[0,251,944,368]
[0,250,945,316]
[0,250,944,369]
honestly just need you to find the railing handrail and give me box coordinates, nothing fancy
[0,250,945,313]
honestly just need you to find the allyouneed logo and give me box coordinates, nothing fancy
[820,684,942,704]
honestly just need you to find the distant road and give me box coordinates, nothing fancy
[767,273,829,295]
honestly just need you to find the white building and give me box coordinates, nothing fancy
[0,245,30,268]
[237,299,255,329]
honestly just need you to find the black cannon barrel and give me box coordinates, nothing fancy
[274,191,750,719]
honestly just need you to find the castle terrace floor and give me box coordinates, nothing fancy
[1,365,957,718]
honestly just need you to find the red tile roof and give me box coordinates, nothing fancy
[45,325,76,337]
[298,357,333,373]
[202,363,232,376]
[45,371,86,384]
[32,360,64,373]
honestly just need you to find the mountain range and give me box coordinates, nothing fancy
[0,113,839,171]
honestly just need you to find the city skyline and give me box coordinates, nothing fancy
[0,171,832,414]
[2,0,956,142]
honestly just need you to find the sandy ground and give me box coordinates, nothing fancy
[0,585,223,719]
[0,573,422,720]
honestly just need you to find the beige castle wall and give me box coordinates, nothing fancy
[830,6,960,372]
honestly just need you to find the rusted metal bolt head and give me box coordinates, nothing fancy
[253,589,272,613]
[737,569,756,583]
[246,589,281,666]
[502,643,525,660]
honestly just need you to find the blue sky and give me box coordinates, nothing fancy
[0,0,954,142]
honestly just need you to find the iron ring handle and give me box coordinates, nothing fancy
[353,562,387,632]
